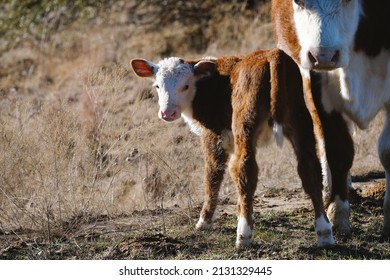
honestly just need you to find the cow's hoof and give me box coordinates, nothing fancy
[317,230,336,247]
[382,225,390,239]
[327,195,351,236]
[315,214,336,247]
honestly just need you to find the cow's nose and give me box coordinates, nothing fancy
[308,47,340,70]
[160,109,178,122]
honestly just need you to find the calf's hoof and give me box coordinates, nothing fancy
[196,217,213,230]
[236,216,253,249]
[235,234,253,249]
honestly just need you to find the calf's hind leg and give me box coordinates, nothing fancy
[196,130,229,229]
[230,128,260,248]
[229,97,269,248]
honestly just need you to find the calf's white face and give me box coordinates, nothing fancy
[131,57,215,122]
[292,0,361,71]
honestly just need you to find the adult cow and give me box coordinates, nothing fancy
[272,0,390,237]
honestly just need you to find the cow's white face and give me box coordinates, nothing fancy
[292,0,361,71]
[131,57,215,122]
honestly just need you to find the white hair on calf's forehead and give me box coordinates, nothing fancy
[202,56,217,61]
[156,57,193,78]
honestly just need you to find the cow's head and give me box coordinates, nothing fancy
[291,0,361,71]
[131,57,215,122]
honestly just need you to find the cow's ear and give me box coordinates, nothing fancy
[131,59,157,78]
[194,60,216,79]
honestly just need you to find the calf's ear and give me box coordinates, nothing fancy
[131,59,157,78]
[194,61,216,79]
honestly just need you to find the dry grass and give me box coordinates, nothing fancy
[1,0,273,237]
[0,0,387,259]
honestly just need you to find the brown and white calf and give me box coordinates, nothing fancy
[272,0,390,237]
[131,49,352,247]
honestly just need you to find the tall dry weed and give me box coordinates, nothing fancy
[0,56,204,240]
[0,95,90,234]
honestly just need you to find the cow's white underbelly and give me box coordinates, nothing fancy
[322,50,390,129]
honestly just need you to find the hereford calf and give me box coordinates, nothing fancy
[131,49,352,248]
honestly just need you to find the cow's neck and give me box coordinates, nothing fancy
[323,49,390,129]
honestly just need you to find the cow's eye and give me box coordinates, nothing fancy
[294,0,305,8]
[154,85,159,89]
[183,85,189,91]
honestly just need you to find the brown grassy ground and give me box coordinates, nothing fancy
[0,0,388,259]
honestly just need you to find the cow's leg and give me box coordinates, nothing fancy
[306,70,354,237]
[378,112,390,237]
[230,131,259,248]
[296,72,335,246]
[196,130,229,230]
[321,111,354,236]
[288,119,336,247]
